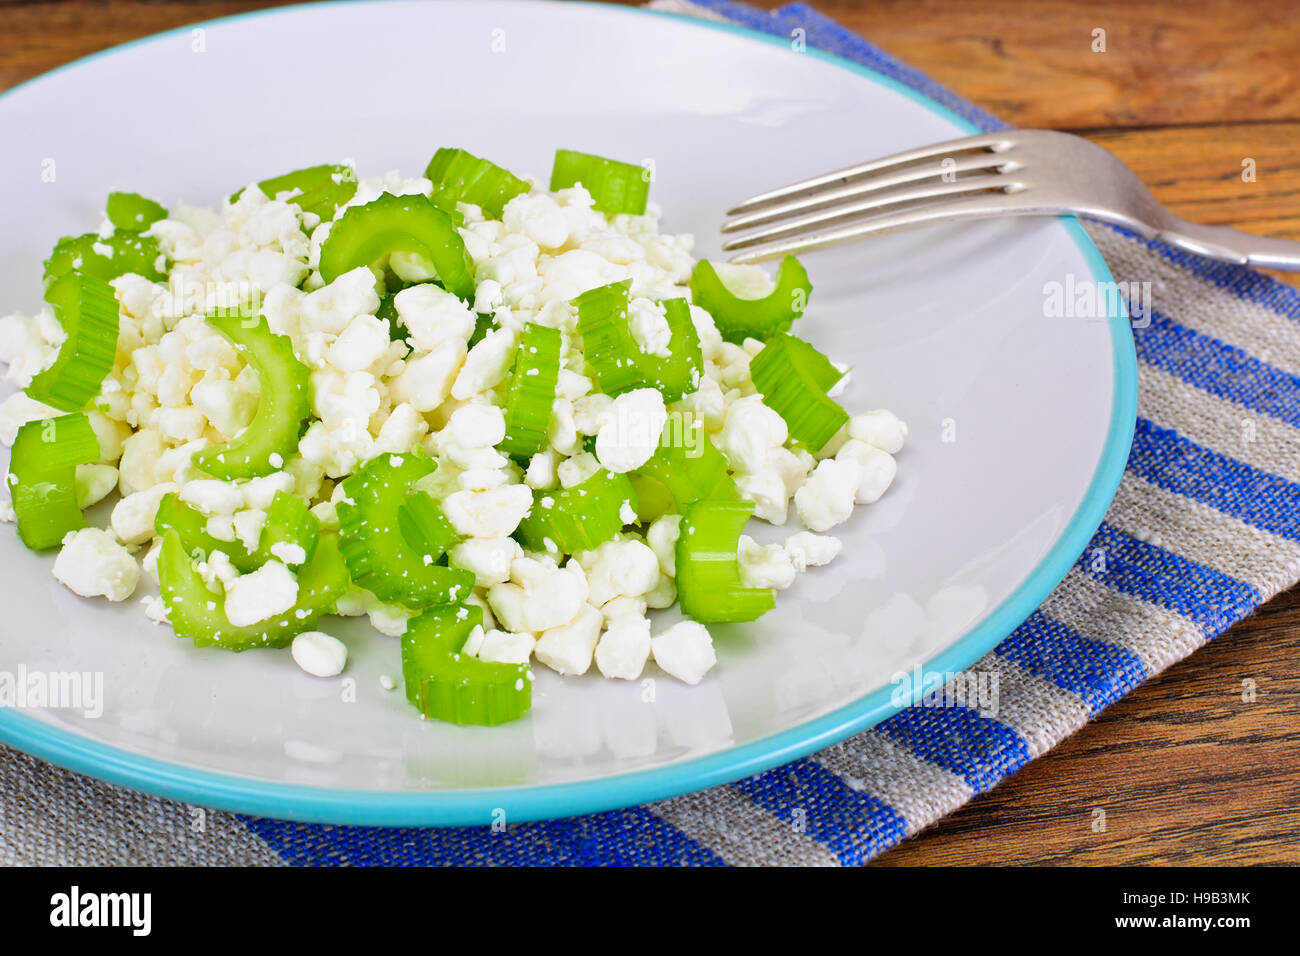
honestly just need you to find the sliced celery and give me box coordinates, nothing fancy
[689,255,812,344]
[675,499,774,623]
[337,451,473,608]
[499,322,561,459]
[401,602,531,726]
[27,272,120,413]
[318,193,475,300]
[193,305,312,480]
[8,412,100,551]
[425,147,530,220]
[514,469,637,555]
[750,333,848,451]
[550,149,649,215]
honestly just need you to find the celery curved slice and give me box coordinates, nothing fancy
[514,469,637,556]
[689,255,812,344]
[8,412,100,551]
[155,489,319,573]
[550,149,649,215]
[401,602,531,725]
[675,499,774,623]
[337,451,473,608]
[425,147,530,220]
[106,192,167,232]
[26,272,120,413]
[193,306,311,480]
[574,282,702,403]
[158,528,349,652]
[633,419,738,511]
[232,163,358,221]
[499,322,561,459]
[319,193,475,300]
[43,231,165,288]
[750,333,848,451]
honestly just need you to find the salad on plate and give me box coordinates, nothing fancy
[0,147,907,726]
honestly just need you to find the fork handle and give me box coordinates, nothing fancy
[1152,218,1300,271]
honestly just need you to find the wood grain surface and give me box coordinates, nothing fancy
[1,0,1296,866]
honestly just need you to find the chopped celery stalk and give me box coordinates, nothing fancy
[396,491,462,561]
[499,322,562,459]
[468,312,494,348]
[155,489,318,572]
[401,602,531,726]
[318,193,475,300]
[233,163,357,221]
[27,272,120,413]
[550,149,649,215]
[158,529,349,652]
[337,451,473,608]
[193,306,311,480]
[633,419,737,510]
[43,231,165,287]
[424,147,530,220]
[257,490,319,567]
[750,333,849,451]
[106,191,168,232]
[640,298,703,404]
[155,491,257,570]
[689,255,812,344]
[675,499,775,623]
[629,474,675,524]
[574,280,644,395]
[574,283,702,402]
[514,469,637,556]
[8,412,100,551]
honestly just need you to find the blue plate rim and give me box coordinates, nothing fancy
[0,0,1138,827]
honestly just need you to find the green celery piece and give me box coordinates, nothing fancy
[638,297,703,404]
[550,149,649,215]
[401,602,531,726]
[337,450,473,608]
[689,255,813,344]
[8,412,100,551]
[749,333,849,452]
[675,499,774,623]
[27,272,120,412]
[155,489,318,572]
[318,193,475,300]
[158,529,349,651]
[468,312,494,348]
[233,163,358,221]
[574,280,643,396]
[424,147,530,220]
[633,419,738,511]
[499,322,561,459]
[257,490,319,567]
[193,306,311,480]
[514,470,638,556]
[106,192,167,232]
[628,474,675,525]
[574,283,701,403]
[155,491,257,571]
[43,231,165,287]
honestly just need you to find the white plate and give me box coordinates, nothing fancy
[0,0,1134,824]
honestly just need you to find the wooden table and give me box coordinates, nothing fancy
[2,0,1296,865]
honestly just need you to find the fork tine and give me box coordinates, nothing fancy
[720,174,1019,252]
[724,132,1016,216]
[725,194,1036,264]
[721,155,1017,234]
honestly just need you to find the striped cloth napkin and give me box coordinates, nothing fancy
[4,0,1298,866]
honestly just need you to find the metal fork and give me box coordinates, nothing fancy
[721,129,1300,269]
